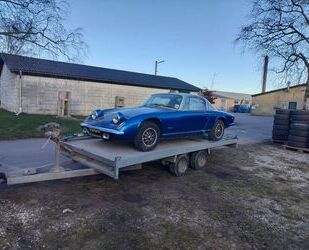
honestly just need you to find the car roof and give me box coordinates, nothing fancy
[152,93,201,98]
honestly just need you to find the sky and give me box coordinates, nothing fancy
[66,0,267,95]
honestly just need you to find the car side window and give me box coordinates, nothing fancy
[188,97,206,111]
[205,99,216,111]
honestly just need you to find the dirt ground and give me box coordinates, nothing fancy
[0,143,308,249]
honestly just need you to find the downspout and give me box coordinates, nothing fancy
[15,70,22,115]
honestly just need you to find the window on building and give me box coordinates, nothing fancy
[288,102,297,110]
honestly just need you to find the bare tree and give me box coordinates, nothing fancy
[199,88,217,104]
[236,0,309,109]
[0,0,87,62]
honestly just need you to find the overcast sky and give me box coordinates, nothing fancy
[66,0,270,94]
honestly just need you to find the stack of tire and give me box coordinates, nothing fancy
[272,109,290,142]
[288,110,309,149]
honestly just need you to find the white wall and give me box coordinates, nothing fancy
[0,64,19,112]
[18,74,170,115]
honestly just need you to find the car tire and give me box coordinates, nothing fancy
[274,114,290,120]
[291,115,309,122]
[272,135,288,141]
[288,135,308,143]
[190,150,208,170]
[272,130,289,136]
[134,121,160,151]
[287,141,307,148]
[289,129,309,137]
[169,154,189,176]
[290,123,309,130]
[273,119,290,125]
[290,110,309,116]
[276,109,290,115]
[208,120,225,141]
[273,124,289,130]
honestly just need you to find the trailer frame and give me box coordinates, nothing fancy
[1,135,238,185]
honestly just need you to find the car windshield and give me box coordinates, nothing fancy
[143,94,183,109]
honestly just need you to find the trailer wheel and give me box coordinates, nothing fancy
[190,150,208,170]
[169,154,189,177]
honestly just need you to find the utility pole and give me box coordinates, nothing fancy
[155,60,165,76]
[262,55,269,93]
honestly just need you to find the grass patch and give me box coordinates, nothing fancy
[0,109,84,140]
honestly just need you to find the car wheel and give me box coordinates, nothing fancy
[169,154,189,176]
[208,120,225,141]
[134,121,160,151]
[190,150,208,170]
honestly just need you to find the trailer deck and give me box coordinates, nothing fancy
[1,136,237,185]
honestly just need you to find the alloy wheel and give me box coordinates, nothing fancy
[142,128,157,147]
[215,123,224,139]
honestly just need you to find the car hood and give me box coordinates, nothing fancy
[95,106,172,120]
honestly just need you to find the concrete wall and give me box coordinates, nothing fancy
[213,97,251,112]
[0,64,19,112]
[251,86,306,116]
[213,98,234,111]
[14,74,170,116]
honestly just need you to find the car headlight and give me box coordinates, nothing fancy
[91,110,98,120]
[112,114,121,124]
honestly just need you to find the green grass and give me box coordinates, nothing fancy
[0,109,84,139]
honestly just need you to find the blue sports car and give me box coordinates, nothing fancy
[81,93,235,151]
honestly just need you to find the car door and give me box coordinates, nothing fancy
[178,96,209,133]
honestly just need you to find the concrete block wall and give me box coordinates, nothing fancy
[20,75,170,116]
[0,64,19,112]
[213,97,234,111]
[251,86,306,115]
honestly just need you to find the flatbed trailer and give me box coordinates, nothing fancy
[1,136,237,185]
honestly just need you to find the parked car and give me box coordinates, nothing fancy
[81,93,235,151]
[233,104,251,113]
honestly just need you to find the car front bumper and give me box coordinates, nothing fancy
[80,123,124,136]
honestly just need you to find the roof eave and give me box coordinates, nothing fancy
[10,70,200,92]
[252,84,307,97]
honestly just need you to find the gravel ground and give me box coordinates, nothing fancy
[0,142,308,249]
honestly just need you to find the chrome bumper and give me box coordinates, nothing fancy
[80,123,124,135]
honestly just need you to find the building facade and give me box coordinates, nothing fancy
[251,84,307,115]
[0,54,200,116]
[212,91,252,112]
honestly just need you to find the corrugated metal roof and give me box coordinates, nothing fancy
[0,53,200,92]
